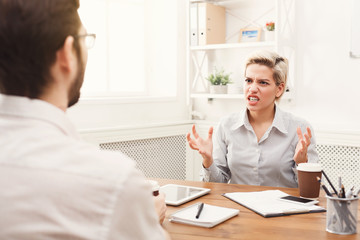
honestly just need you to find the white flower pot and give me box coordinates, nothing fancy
[265,31,275,41]
[210,85,228,94]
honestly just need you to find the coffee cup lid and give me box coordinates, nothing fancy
[297,163,322,172]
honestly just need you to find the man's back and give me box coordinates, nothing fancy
[0,95,165,240]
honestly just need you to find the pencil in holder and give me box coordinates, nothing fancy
[326,195,358,235]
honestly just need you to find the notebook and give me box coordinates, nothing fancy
[169,202,239,228]
[223,190,326,218]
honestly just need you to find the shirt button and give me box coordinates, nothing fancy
[253,167,257,171]
[256,149,260,153]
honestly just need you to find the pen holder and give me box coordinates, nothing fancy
[326,195,358,235]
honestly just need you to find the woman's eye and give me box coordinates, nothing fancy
[260,81,269,85]
[245,78,252,83]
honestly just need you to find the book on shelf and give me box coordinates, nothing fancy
[223,190,326,218]
[169,202,239,228]
[190,3,198,46]
[190,2,225,46]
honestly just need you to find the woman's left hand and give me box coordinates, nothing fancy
[293,127,312,165]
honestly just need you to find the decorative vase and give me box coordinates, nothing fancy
[265,31,275,41]
[210,85,228,94]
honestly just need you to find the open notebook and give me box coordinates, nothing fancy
[169,203,239,228]
[223,190,326,218]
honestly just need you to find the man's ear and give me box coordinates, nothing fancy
[56,36,76,75]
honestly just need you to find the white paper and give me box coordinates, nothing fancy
[224,190,325,217]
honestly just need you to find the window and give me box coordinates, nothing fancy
[78,0,178,98]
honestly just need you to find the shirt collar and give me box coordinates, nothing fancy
[230,105,288,134]
[0,94,80,139]
[231,111,248,131]
[272,105,288,134]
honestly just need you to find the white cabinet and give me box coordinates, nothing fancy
[186,0,295,105]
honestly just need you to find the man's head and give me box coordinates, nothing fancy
[0,0,85,107]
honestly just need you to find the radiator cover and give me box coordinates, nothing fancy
[100,135,187,180]
[317,144,360,190]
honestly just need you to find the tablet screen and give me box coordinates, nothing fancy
[160,184,210,206]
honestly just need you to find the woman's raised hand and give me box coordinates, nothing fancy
[186,124,214,168]
[293,127,312,165]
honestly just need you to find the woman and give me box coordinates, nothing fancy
[187,50,318,188]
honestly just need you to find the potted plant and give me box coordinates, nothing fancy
[264,21,275,41]
[206,68,232,94]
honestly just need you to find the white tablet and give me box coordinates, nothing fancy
[159,184,211,206]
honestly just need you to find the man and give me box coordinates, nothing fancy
[0,0,170,239]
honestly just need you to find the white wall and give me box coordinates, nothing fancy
[291,0,360,133]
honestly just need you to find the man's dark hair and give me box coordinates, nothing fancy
[0,0,82,98]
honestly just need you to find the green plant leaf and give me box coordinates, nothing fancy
[206,68,232,85]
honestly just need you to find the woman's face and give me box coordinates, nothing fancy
[244,64,284,113]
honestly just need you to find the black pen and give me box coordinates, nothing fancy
[341,184,346,198]
[317,177,332,196]
[195,203,204,219]
[321,170,338,196]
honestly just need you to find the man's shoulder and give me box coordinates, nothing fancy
[22,136,140,185]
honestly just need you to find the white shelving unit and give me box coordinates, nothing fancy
[186,0,295,105]
[190,41,276,51]
[191,92,292,100]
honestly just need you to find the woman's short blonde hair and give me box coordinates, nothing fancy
[245,50,288,99]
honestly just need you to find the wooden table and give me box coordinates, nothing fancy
[155,179,360,240]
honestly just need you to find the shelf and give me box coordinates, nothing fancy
[191,93,244,99]
[190,0,274,12]
[190,0,248,5]
[191,92,292,100]
[190,41,276,51]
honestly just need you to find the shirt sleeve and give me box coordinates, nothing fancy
[108,168,166,240]
[201,122,231,183]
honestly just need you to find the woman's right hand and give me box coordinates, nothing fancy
[186,124,214,168]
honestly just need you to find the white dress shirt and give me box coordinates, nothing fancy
[0,94,166,240]
[202,106,319,188]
